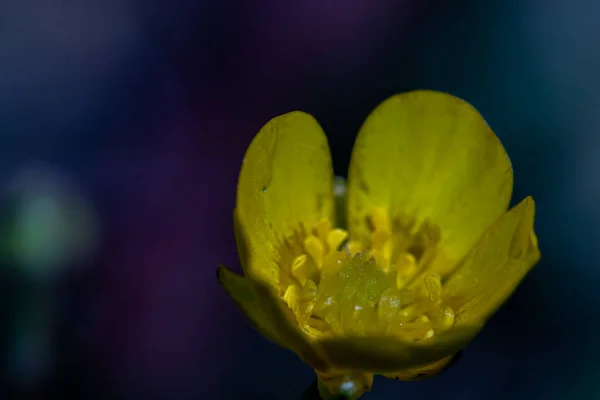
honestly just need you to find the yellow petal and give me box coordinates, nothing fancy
[218,266,330,371]
[236,112,334,289]
[442,196,541,324]
[251,278,330,371]
[217,265,285,347]
[382,354,457,381]
[318,324,482,373]
[347,90,513,274]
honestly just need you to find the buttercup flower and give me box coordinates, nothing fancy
[218,90,540,399]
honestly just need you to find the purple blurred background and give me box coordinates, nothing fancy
[1,0,599,399]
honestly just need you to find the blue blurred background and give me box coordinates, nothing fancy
[1,0,599,399]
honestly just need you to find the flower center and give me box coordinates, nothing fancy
[279,209,455,342]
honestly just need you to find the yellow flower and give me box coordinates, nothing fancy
[218,90,540,399]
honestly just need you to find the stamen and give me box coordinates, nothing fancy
[371,249,389,273]
[424,273,442,304]
[291,254,310,285]
[279,208,456,342]
[396,253,417,288]
[327,229,348,252]
[304,234,324,268]
[345,240,363,256]
[397,302,419,321]
[283,285,300,315]
[377,287,403,324]
[432,305,455,332]
[371,230,392,271]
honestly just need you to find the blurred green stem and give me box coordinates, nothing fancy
[11,273,54,393]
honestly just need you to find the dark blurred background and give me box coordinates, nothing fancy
[1,0,599,399]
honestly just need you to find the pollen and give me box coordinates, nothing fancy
[279,209,456,342]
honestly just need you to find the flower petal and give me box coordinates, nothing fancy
[217,265,285,346]
[217,267,327,370]
[218,266,330,371]
[236,112,335,289]
[251,277,331,371]
[347,90,513,274]
[318,324,482,373]
[442,196,540,324]
[382,354,457,381]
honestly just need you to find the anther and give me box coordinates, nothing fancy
[291,254,310,285]
[327,229,348,253]
[424,273,442,304]
[377,287,403,324]
[304,235,324,268]
[429,304,455,333]
[371,231,392,271]
[345,240,363,256]
[282,213,450,341]
[440,306,455,331]
[283,285,300,313]
[396,253,417,288]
